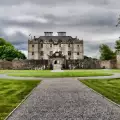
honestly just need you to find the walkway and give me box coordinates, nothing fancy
[6,77,120,120]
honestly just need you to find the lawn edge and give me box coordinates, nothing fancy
[7,73,113,78]
[79,79,120,108]
[4,80,41,120]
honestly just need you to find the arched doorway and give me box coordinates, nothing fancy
[53,59,62,70]
[49,51,66,70]
[54,60,57,64]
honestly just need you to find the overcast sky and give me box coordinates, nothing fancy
[0,0,120,58]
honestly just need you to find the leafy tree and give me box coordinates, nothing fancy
[0,38,13,46]
[115,40,120,52]
[99,44,116,60]
[84,55,89,59]
[16,50,26,60]
[0,38,26,61]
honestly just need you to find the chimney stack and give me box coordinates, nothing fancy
[44,32,53,36]
[57,32,66,36]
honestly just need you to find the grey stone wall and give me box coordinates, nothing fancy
[0,60,12,69]
[12,60,49,70]
[28,35,84,60]
[100,60,116,69]
[66,59,101,69]
[0,59,117,70]
[28,43,84,60]
[0,59,102,70]
[116,51,120,69]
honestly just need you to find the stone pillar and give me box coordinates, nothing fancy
[117,51,120,69]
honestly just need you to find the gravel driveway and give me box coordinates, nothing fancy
[7,78,120,120]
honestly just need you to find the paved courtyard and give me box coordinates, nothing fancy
[6,77,120,120]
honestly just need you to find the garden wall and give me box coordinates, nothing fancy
[0,59,102,70]
[100,60,116,69]
[0,60,12,69]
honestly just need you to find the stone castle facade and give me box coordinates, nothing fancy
[28,32,84,60]
[0,32,120,70]
[28,32,84,69]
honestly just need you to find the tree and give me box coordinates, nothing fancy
[16,50,26,60]
[0,38,13,46]
[99,44,116,60]
[115,40,120,52]
[0,38,26,61]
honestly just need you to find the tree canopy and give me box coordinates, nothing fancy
[115,40,120,52]
[0,38,26,61]
[99,44,116,60]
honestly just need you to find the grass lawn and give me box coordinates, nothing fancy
[0,70,113,77]
[0,79,40,120]
[110,69,120,73]
[81,79,120,104]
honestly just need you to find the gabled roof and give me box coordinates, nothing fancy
[29,36,83,44]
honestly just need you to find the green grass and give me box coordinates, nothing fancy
[0,79,40,120]
[0,70,113,77]
[81,79,120,104]
[110,69,120,73]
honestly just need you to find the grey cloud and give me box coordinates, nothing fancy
[0,0,75,6]
[0,0,116,6]
[0,10,118,35]
[0,30,28,51]
[15,43,27,51]
[84,40,116,58]
[0,0,120,57]
[5,32,28,46]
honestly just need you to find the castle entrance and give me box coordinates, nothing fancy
[53,59,62,70]
[49,52,66,70]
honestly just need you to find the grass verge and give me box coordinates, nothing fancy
[0,79,40,120]
[0,70,113,77]
[80,79,120,104]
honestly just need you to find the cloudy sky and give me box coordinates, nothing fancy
[0,0,120,58]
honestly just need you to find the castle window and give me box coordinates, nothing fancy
[68,44,70,47]
[77,52,79,55]
[41,44,43,48]
[50,44,52,47]
[32,44,34,47]
[59,51,62,54]
[59,44,61,47]
[40,39,43,43]
[68,51,71,56]
[32,52,34,55]
[50,51,53,55]
[77,45,79,47]
[49,39,53,42]
[40,51,44,56]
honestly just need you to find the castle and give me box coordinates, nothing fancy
[0,32,119,70]
[28,32,84,69]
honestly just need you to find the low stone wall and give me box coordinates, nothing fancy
[0,59,117,70]
[0,60,12,69]
[100,60,116,69]
[0,60,49,70]
[12,60,49,70]
[66,59,101,69]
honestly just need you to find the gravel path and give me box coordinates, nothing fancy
[7,78,120,120]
